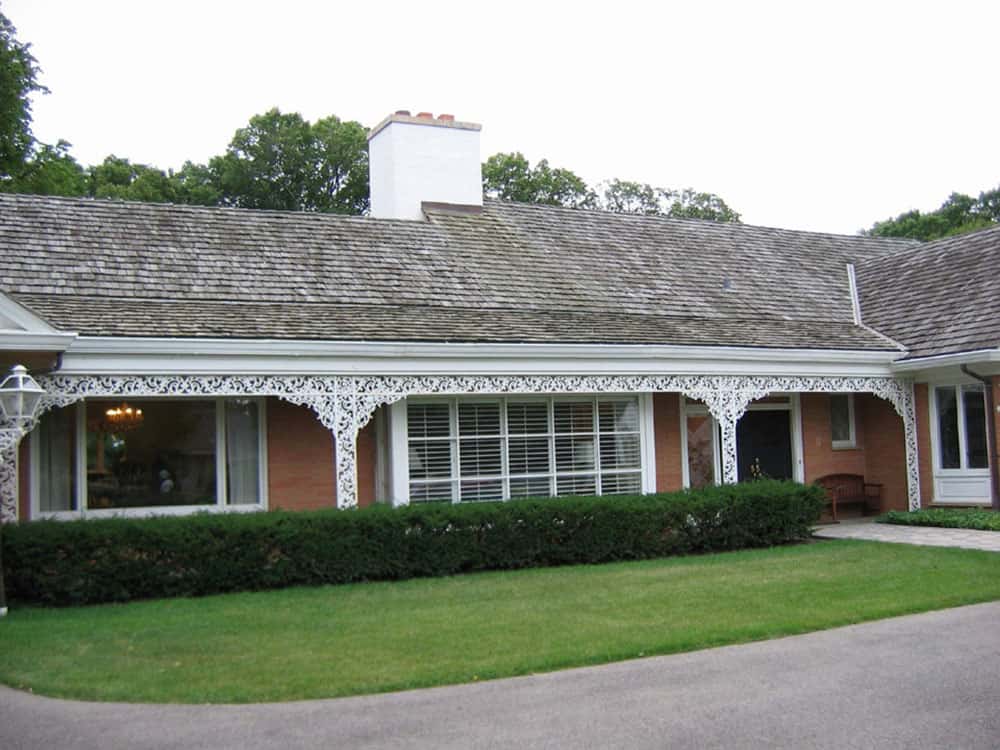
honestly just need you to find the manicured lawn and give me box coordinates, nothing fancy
[2,539,1000,704]
[882,508,1000,531]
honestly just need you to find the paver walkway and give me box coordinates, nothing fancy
[813,517,1000,551]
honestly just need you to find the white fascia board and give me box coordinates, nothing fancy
[0,330,78,351]
[891,349,1000,374]
[60,336,900,377]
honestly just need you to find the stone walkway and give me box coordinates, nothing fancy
[813,517,1000,551]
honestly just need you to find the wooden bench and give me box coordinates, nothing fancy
[815,474,883,522]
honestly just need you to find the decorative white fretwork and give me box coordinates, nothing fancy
[0,373,920,522]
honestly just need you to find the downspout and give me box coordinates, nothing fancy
[961,365,1000,511]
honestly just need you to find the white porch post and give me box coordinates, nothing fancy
[334,419,360,510]
[0,438,19,523]
[899,380,922,511]
[717,414,740,484]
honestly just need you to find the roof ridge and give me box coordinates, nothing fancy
[482,198,919,247]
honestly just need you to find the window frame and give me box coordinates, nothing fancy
[830,393,857,450]
[930,384,989,473]
[392,394,654,505]
[30,397,269,519]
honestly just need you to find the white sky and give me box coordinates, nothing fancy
[5,0,999,234]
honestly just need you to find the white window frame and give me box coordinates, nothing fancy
[830,393,857,450]
[389,393,655,505]
[30,397,269,519]
[928,382,991,505]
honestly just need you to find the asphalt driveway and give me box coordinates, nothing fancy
[2,601,999,750]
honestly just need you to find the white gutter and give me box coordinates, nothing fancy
[891,348,1000,372]
[0,331,78,351]
[60,336,900,378]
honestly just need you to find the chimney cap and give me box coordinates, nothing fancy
[368,111,482,141]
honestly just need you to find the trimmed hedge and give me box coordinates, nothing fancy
[881,507,1000,531]
[3,480,824,606]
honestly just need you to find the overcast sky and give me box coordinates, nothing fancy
[5,0,999,234]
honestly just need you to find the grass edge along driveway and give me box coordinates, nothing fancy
[2,539,1000,704]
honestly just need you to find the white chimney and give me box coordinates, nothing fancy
[368,111,483,220]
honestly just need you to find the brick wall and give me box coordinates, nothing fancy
[267,399,337,511]
[800,393,866,482]
[653,392,683,492]
[266,399,378,511]
[860,394,909,512]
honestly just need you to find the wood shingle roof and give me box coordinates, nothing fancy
[0,193,920,350]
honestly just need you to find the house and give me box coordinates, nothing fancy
[1,111,998,523]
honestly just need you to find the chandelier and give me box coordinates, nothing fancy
[104,403,144,431]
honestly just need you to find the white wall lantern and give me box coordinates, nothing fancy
[0,365,44,431]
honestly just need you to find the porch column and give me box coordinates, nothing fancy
[717,414,739,484]
[898,380,922,511]
[0,438,18,523]
[333,421,360,509]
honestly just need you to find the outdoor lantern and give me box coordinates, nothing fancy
[0,364,45,429]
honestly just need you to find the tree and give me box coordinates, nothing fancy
[598,180,741,222]
[0,10,47,182]
[172,160,221,206]
[600,178,664,215]
[867,187,1000,241]
[210,108,369,214]
[482,152,596,208]
[664,189,742,223]
[88,155,180,203]
[2,139,87,196]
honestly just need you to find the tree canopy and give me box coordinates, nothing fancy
[0,10,46,183]
[866,187,1000,241]
[483,154,741,222]
[482,152,596,209]
[210,108,369,214]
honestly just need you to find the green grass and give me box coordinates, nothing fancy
[881,507,1000,531]
[2,539,1000,704]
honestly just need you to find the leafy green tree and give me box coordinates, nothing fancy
[599,179,741,222]
[171,160,221,206]
[88,155,179,203]
[210,108,369,213]
[664,189,742,223]
[2,140,87,196]
[600,178,664,215]
[0,10,46,182]
[867,187,1000,241]
[482,152,597,208]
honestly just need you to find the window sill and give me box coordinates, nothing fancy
[35,504,266,521]
[831,442,858,451]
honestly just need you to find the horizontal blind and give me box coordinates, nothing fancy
[407,396,643,503]
[408,402,454,502]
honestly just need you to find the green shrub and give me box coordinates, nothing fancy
[881,507,1000,531]
[3,480,824,606]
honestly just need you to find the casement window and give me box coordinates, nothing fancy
[32,398,267,517]
[829,394,856,449]
[934,385,988,470]
[405,396,645,503]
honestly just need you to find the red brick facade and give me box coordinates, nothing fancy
[652,392,684,493]
[265,399,378,511]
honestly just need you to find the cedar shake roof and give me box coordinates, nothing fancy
[0,193,915,350]
[855,225,1000,360]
